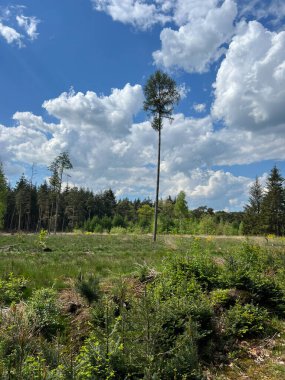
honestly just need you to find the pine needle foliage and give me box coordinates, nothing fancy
[143,71,180,242]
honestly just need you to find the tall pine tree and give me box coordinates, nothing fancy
[143,71,180,241]
[243,177,263,235]
[15,175,31,231]
[48,152,73,233]
[261,166,285,236]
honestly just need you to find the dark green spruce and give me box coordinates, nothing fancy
[261,166,285,236]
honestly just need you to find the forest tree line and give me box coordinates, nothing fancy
[0,160,284,236]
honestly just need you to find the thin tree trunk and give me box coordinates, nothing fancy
[36,207,42,232]
[48,200,54,234]
[9,207,15,232]
[18,204,21,231]
[153,128,161,242]
[54,169,63,234]
[61,214,65,232]
[54,193,59,234]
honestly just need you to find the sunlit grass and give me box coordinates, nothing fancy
[0,233,284,291]
[1,233,285,378]
[0,234,170,289]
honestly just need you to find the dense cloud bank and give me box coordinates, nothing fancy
[1,0,285,210]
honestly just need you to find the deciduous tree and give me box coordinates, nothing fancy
[174,191,188,232]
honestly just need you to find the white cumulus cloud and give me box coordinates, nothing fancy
[153,0,238,73]
[43,84,144,137]
[172,0,218,26]
[91,0,170,29]
[212,21,285,133]
[239,0,285,26]
[1,81,285,211]
[155,168,251,210]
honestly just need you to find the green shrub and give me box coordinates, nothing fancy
[38,229,48,251]
[153,298,195,351]
[225,303,269,338]
[22,355,47,380]
[101,216,112,232]
[109,227,127,235]
[126,293,202,379]
[158,254,222,294]
[0,273,28,305]
[198,215,217,235]
[0,303,37,377]
[27,288,65,339]
[83,218,92,232]
[150,319,201,379]
[186,257,221,290]
[112,214,126,228]
[134,262,157,283]
[210,289,232,308]
[222,244,285,313]
[89,290,203,379]
[90,216,101,231]
[76,273,101,305]
[75,333,115,380]
[246,274,285,313]
[94,224,104,233]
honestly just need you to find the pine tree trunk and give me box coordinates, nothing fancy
[54,194,59,234]
[54,169,63,234]
[18,204,21,231]
[153,128,161,242]
[61,215,65,232]
[48,200,54,234]
[37,207,42,232]
[9,207,15,232]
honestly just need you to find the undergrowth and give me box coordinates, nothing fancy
[0,235,284,378]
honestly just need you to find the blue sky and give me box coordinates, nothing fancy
[1,0,285,210]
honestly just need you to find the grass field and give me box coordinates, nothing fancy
[0,233,279,289]
[1,233,285,379]
[0,233,176,289]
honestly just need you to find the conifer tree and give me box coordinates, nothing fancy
[15,175,31,231]
[5,185,16,231]
[37,182,51,230]
[48,151,73,233]
[243,177,263,235]
[0,163,8,229]
[159,197,175,233]
[102,189,116,217]
[261,166,285,236]
[116,198,136,223]
[144,71,180,241]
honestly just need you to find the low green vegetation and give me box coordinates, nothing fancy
[0,234,168,289]
[0,234,285,379]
